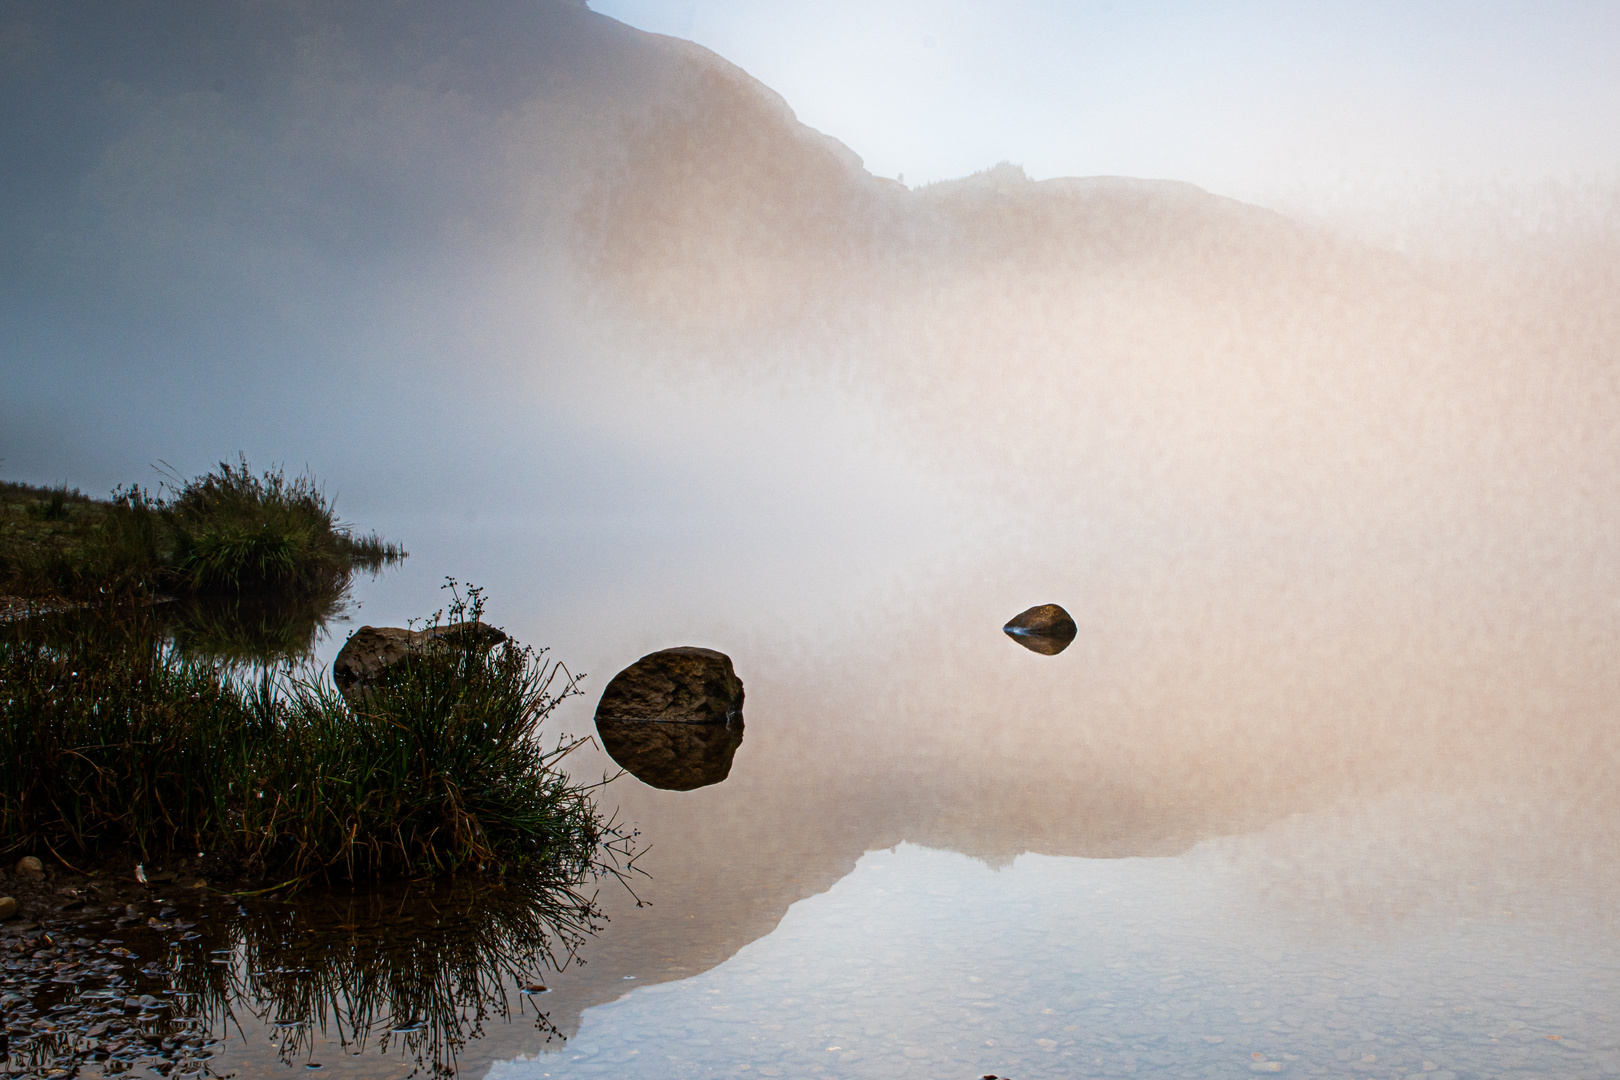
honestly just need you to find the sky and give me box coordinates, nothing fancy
[588,0,1620,211]
[3,0,1616,547]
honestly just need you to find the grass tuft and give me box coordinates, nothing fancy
[0,588,609,883]
[0,458,405,603]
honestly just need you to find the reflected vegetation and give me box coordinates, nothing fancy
[163,586,353,668]
[8,576,368,672]
[0,867,612,1080]
[594,648,745,791]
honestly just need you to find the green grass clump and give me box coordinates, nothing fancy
[0,590,607,883]
[0,607,254,858]
[0,459,403,603]
[162,459,400,594]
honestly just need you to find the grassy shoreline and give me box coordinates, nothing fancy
[2,588,611,886]
[1,459,404,605]
[1,462,615,889]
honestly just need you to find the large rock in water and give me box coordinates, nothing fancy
[332,622,508,697]
[594,647,745,791]
[1003,603,1078,656]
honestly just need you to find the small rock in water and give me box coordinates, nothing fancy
[595,647,745,791]
[15,856,44,878]
[1002,603,1078,655]
[596,647,743,726]
[0,896,17,920]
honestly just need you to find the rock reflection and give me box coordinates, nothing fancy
[1002,603,1078,655]
[0,869,607,1080]
[595,721,745,791]
[594,648,745,791]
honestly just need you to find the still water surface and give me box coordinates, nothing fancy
[10,503,1620,1080]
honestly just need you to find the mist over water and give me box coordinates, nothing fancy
[5,1,1620,1072]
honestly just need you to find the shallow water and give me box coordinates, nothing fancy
[387,493,1620,1077]
[12,483,1620,1080]
[497,843,1620,1080]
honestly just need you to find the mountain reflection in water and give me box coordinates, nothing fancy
[492,843,1620,1080]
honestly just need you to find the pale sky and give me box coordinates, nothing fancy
[588,0,1620,207]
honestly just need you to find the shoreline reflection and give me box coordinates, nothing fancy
[1,868,615,1080]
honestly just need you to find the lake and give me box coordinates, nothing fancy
[4,6,1619,1077]
[11,479,1615,1080]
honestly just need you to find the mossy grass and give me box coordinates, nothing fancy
[0,458,403,603]
[1,587,611,884]
[0,479,166,599]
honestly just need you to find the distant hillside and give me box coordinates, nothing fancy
[564,25,1620,572]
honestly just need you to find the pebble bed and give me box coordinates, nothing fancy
[1,898,224,1080]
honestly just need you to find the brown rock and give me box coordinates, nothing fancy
[13,856,43,879]
[596,647,744,726]
[1003,603,1078,655]
[0,896,16,920]
[332,622,508,696]
[595,647,745,790]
